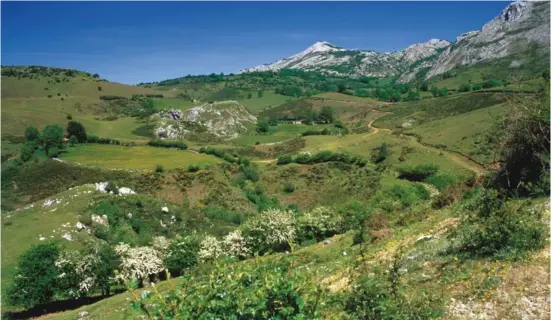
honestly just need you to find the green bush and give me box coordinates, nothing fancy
[7,242,61,308]
[155,164,165,173]
[131,258,325,319]
[147,139,188,150]
[47,147,61,158]
[372,143,389,164]
[187,164,200,172]
[66,120,87,142]
[345,275,442,319]
[241,165,259,182]
[451,189,547,258]
[24,126,40,141]
[397,164,438,181]
[164,235,200,276]
[277,154,294,165]
[482,79,503,88]
[283,182,295,193]
[202,206,244,225]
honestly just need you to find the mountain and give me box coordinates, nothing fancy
[241,1,549,82]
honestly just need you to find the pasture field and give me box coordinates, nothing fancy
[60,144,222,170]
[237,91,294,114]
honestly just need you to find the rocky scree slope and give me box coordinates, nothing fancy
[241,1,549,82]
[153,101,257,139]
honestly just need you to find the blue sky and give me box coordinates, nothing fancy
[2,1,508,84]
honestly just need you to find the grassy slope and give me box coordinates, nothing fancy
[237,91,295,114]
[1,76,166,140]
[60,144,222,170]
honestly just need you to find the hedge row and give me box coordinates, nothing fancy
[147,139,188,150]
[99,95,127,101]
[277,151,367,167]
[198,147,251,165]
[87,136,136,146]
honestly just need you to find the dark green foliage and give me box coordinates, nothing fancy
[482,79,503,88]
[105,181,119,194]
[155,164,165,173]
[42,124,64,153]
[472,83,483,91]
[47,147,61,158]
[66,120,87,142]
[147,139,188,150]
[345,274,442,319]
[24,126,40,142]
[355,88,372,97]
[283,182,295,193]
[87,136,135,146]
[187,164,200,172]
[450,189,547,258]
[164,235,200,276]
[280,85,303,97]
[405,89,421,101]
[256,118,270,134]
[372,143,389,164]
[247,92,253,99]
[277,151,367,167]
[241,165,259,182]
[257,90,264,98]
[319,106,335,123]
[489,88,549,196]
[543,69,550,81]
[244,188,280,212]
[97,86,102,91]
[397,164,438,181]
[20,142,37,162]
[69,135,78,147]
[199,147,238,163]
[7,243,61,308]
[99,95,126,101]
[131,258,325,319]
[459,83,472,92]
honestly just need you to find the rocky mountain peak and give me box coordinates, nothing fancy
[500,1,528,22]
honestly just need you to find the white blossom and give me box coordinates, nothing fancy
[223,230,250,259]
[242,208,296,250]
[114,243,164,283]
[198,236,223,263]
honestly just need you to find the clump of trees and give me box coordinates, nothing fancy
[277,151,368,167]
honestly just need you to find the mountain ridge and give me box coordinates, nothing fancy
[241,1,549,82]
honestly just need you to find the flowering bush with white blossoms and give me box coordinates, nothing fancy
[151,236,170,256]
[241,208,296,254]
[198,235,224,263]
[223,230,250,259]
[297,206,343,243]
[54,246,112,298]
[114,243,164,284]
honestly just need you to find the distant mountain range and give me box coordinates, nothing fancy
[241,1,549,82]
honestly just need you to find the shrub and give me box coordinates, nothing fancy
[459,83,472,92]
[241,165,259,181]
[155,164,165,173]
[450,189,547,258]
[372,143,389,164]
[283,182,295,193]
[42,124,64,153]
[130,258,325,319]
[7,242,61,308]
[482,79,503,88]
[345,275,443,319]
[164,235,200,276]
[69,135,78,147]
[202,207,244,225]
[296,207,343,243]
[397,164,438,181]
[114,243,164,285]
[187,164,200,172]
[24,126,40,141]
[105,181,119,194]
[147,139,188,150]
[241,208,296,254]
[20,142,36,162]
[472,83,483,91]
[277,154,294,165]
[222,230,251,259]
[198,236,224,263]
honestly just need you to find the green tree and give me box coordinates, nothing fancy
[20,142,36,162]
[24,126,40,142]
[93,244,120,296]
[355,88,371,97]
[247,92,253,99]
[66,121,87,142]
[459,83,472,92]
[543,70,550,81]
[373,143,389,163]
[256,118,270,134]
[319,106,335,123]
[406,90,421,101]
[42,124,64,153]
[69,135,78,147]
[257,90,264,98]
[420,82,429,91]
[7,243,61,308]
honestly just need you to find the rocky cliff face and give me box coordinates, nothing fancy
[424,1,550,79]
[241,1,549,82]
[153,101,257,140]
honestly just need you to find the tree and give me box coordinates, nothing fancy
[69,135,78,147]
[97,86,102,91]
[93,244,120,296]
[67,121,87,142]
[406,90,421,101]
[164,235,200,276]
[20,142,36,162]
[24,126,40,142]
[247,93,253,99]
[92,73,100,78]
[373,143,389,163]
[42,124,64,153]
[459,83,472,92]
[420,82,429,91]
[338,84,347,93]
[256,118,270,134]
[7,243,61,308]
[257,90,264,98]
[319,106,335,124]
[140,98,156,126]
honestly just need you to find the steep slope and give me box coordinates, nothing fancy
[424,0,550,79]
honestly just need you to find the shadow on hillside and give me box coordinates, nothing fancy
[3,293,120,320]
